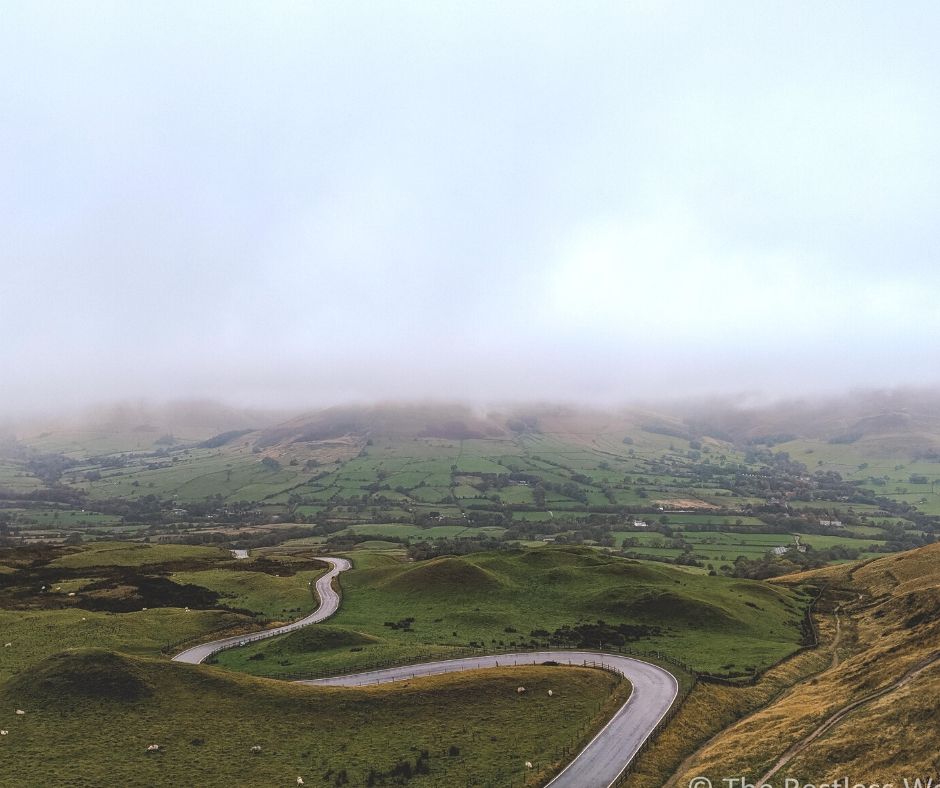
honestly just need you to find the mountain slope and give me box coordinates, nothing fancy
[671,543,940,783]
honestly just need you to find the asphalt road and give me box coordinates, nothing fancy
[171,556,352,664]
[300,650,679,788]
[173,555,679,786]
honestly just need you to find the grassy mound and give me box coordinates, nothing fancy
[381,556,507,593]
[606,589,739,629]
[268,625,380,654]
[728,581,792,602]
[516,547,605,569]
[0,606,249,685]
[593,558,673,583]
[5,649,154,704]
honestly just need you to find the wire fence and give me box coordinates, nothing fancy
[256,644,697,683]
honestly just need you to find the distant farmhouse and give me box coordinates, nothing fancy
[773,536,808,555]
[819,518,843,527]
[632,519,649,528]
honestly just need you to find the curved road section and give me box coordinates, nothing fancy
[300,650,678,788]
[172,556,351,664]
[173,556,679,787]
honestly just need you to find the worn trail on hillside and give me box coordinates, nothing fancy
[829,603,843,670]
[757,652,940,783]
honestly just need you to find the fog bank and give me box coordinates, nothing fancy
[3,2,939,414]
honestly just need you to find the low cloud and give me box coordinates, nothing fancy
[2,2,939,414]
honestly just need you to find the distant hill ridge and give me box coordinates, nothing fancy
[12,388,940,459]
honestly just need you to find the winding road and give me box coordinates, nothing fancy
[173,555,679,787]
[302,651,678,787]
[172,557,351,664]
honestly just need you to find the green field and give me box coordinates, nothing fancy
[3,404,933,579]
[794,533,886,550]
[169,566,325,621]
[216,547,811,678]
[47,542,231,569]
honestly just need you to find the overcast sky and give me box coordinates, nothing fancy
[3,1,940,414]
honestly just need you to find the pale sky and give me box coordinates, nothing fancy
[2,1,940,413]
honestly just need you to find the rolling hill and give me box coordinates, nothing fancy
[215,546,812,677]
[0,648,622,787]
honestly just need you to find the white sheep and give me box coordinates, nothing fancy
[14,710,25,716]
[1,730,7,735]
[146,744,160,752]
[250,745,261,753]
[68,592,76,597]
[547,689,553,697]
[297,778,305,786]
[516,686,526,694]
[3,643,10,648]
[525,761,533,769]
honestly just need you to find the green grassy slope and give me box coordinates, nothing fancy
[216,547,810,677]
[0,607,244,684]
[0,649,623,788]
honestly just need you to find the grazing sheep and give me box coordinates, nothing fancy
[3,643,10,648]
[1,730,8,735]
[146,744,160,752]
[250,745,261,753]
[516,686,526,694]
[68,592,76,597]
[14,710,25,716]
[297,778,305,785]
[525,761,533,769]
[547,690,553,697]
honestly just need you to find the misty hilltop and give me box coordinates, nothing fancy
[10,389,940,462]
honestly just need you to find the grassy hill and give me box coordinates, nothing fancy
[0,648,624,787]
[215,546,811,677]
[671,542,940,784]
